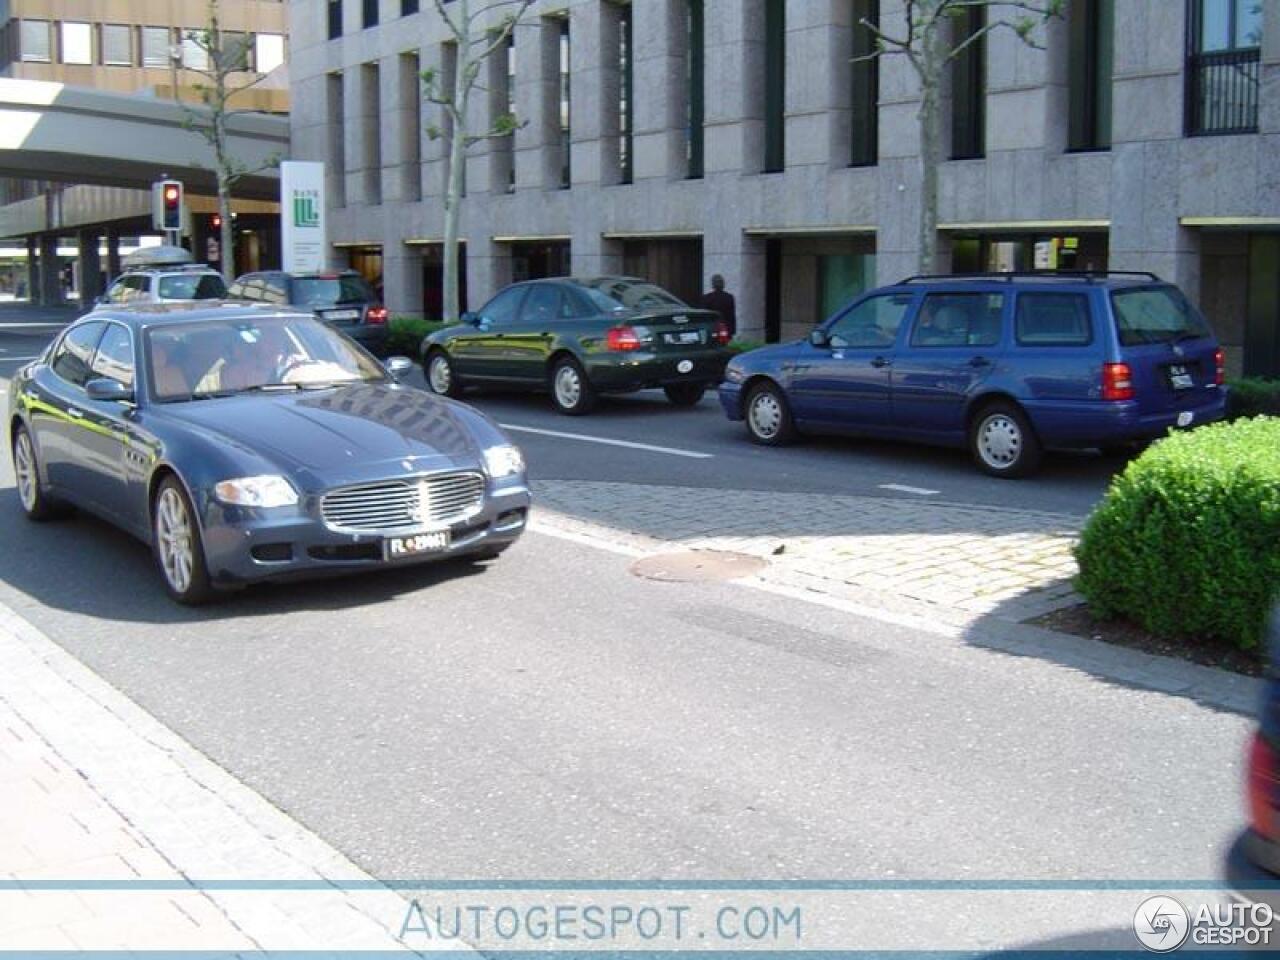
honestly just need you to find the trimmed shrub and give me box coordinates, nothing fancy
[385,316,449,358]
[1227,377,1280,420]
[1074,417,1280,649]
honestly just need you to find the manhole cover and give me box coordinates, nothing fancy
[630,550,767,583]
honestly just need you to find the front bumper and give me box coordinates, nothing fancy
[586,350,730,394]
[200,480,531,586]
[718,381,745,421]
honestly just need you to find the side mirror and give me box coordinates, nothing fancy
[85,378,134,403]
[461,311,479,326]
[808,328,831,349]
[384,355,414,379]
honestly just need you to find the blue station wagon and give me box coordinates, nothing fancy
[719,272,1227,477]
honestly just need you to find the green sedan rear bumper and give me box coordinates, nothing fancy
[583,349,732,394]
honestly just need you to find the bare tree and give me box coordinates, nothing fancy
[180,0,282,280]
[422,0,535,324]
[859,0,1064,273]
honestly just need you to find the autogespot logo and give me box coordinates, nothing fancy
[1133,896,1191,952]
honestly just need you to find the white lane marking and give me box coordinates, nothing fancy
[498,423,714,460]
[0,322,70,330]
[879,483,939,496]
[0,355,40,362]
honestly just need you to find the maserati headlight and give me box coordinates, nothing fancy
[483,444,525,478]
[213,475,299,508]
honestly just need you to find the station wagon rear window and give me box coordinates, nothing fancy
[1110,286,1210,346]
[1015,293,1092,346]
[158,274,227,300]
[294,275,376,307]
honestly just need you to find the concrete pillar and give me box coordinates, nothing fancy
[78,231,102,309]
[705,219,766,341]
[38,236,61,306]
[569,0,617,189]
[383,247,423,320]
[704,0,764,176]
[467,238,513,309]
[570,227,622,278]
[632,0,687,183]
[420,42,450,204]
[784,0,845,172]
[513,17,563,191]
[359,61,383,206]
[387,50,422,204]
[485,32,515,195]
[25,237,38,302]
[106,232,121,279]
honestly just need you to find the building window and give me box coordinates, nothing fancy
[507,34,517,191]
[619,2,634,184]
[950,4,985,159]
[763,0,786,173]
[222,31,252,70]
[401,52,423,201]
[60,21,92,65]
[850,0,879,167]
[101,24,132,66]
[559,18,571,189]
[362,62,382,204]
[328,0,343,40]
[141,27,170,68]
[327,71,346,207]
[1068,0,1114,150]
[182,30,210,71]
[364,0,379,29]
[20,20,51,63]
[1186,0,1262,135]
[255,33,285,73]
[687,0,705,179]
[403,0,420,14]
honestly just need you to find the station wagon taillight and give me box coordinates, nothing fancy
[1102,362,1134,401]
[712,320,731,346]
[1250,732,1279,839]
[366,306,388,325]
[606,326,642,351]
[1215,348,1226,385]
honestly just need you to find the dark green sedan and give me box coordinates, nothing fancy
[419,277,734,415]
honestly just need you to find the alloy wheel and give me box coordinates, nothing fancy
[13,430,36,513]
[428,354,453,394]
[155,487,194,594]
[554,365,582,410]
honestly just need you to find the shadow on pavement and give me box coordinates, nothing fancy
[0,487,492,626]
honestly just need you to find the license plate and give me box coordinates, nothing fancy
[665,331,702,345]
[383,530,449,560]
[325,309,360,322]
[1168,364,1194,390]
[676,360,694,374]
[1177,411,1194,427]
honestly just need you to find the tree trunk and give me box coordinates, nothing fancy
[917,77,941,276]
[218,174,234,281]
[441,13,470,325]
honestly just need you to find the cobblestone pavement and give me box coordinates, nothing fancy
[532,480,1083,623]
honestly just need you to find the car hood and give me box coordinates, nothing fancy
[156,383,487,485]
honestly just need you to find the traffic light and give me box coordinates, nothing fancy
[152,179,183,232]
[211,213,222,229]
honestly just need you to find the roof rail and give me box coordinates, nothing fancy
[898,270,1163,284]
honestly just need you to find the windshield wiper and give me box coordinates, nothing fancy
[296,379,367,390]
[238,382,303,393]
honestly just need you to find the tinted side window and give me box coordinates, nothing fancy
[521,285,562,324]
[481,286,528,325]
[105,278,130,304]
[262,277,289,304]
[827,293,913,348]
[1015,293,1092,346]
[911,293,1004,348]
[561,288,595,318]
[51,322,106,388]
[91,324,135,388]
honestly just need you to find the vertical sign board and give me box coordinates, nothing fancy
[280,161,326,273]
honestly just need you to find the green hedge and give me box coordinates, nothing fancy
[1227,377,1280,420]
[1074,417,1280,649]
[386,316,449,359]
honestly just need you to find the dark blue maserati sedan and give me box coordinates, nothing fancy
[7,303,530,604]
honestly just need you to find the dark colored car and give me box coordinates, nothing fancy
[420,277,734,415]
[719,271,1227,477]
[7,304,529,604]
[1227,608,1280,907]
[228,270,389,356]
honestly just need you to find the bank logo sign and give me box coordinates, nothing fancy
[280,162,326,273]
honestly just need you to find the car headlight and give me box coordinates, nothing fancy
[725,364,746,384]
[483,444,525,478]
[213,475,299,508]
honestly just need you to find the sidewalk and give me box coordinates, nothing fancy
[533,480,1083,624]
[0,602,453,953]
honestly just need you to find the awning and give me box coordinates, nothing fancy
[1180,216,1280,229]
[491,234,571,243]
[743,224,875,237]
[939,219,1109,233]
[601,230,703,240]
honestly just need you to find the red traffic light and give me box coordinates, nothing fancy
[164,186,180,203]
[211,214,222,228]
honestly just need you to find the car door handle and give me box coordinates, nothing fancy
[66,406,84,419]
[870,357,892,368]
[969,356,992,367]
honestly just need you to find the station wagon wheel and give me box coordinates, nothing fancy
[425,349,463,398]
[663,383,706,408]
[744,381,797,446]
[970,402,1042,478]
[549,356,597,415]
[152,477,214,605]
[11,425,59,521]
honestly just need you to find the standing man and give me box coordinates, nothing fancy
[702,274,736,340]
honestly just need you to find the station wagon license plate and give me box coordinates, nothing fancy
[384,530,449,560]
[665,331,703,345]
[1167,364,1194,390]
[325,309,361,322]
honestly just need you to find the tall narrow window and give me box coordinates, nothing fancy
[559,18,571,189]
[181,30,209,71]
[950,5,985,160]
[619,3,634,184]
[507,34,517,191]
[363,62,382,204]
[850,0,879,166]
[328,71,347,207]
[687,0,705,179]
[255,34,286,73]
[328,0,343,40]
[763,0,786,173]
[1187,0,1262,135]
[141,26,169,67]
[401,52,422,201]
[1068,0,1113,150]
[20,20,51,63]
[60,22,92,65]
[363,0,379,29]
[101,24,132,66]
